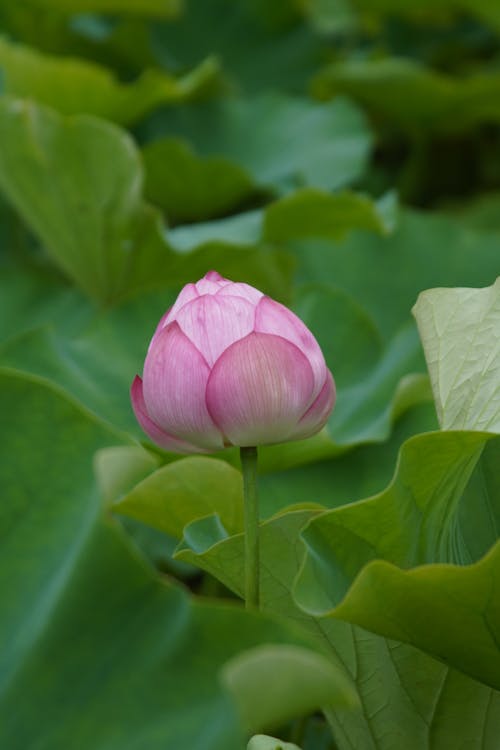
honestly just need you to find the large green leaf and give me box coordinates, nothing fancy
[142,93,373,192]
[312,57,500,134]
[331,541,500,690]
[0,97,162,302]
[257,402,438,518]
[292,209,500,341]
[0,99,292,304]
[142,137,258,223]
[413,279,500,431]
[294,281,500,689]
[0,37,219,126]
[175,509,500,750]
[113,456,244,537]
[0,370,354,748]
[294,431,499,607]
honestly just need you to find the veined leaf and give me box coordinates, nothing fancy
[0,369,354,749]
[332,541,500,690]
[176,509,500,750]
[294,281,500,689]
[413,278,500,432]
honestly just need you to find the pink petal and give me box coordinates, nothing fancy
[175,294,256,366]
[206,332,315,446]
[131,376,210,454]
[148,306,173,351]
[255,297,327,404]
[291,369,336,441]
[195,271,232,295]
[204,270,226,282]
[216,282,263,305]
[161,283,199,330]
[143,322,224,451]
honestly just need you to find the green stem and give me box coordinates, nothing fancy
[240,446,259,609]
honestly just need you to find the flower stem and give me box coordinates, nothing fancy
[240,445,259,609]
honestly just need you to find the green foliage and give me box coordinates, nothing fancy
[16,0,181,16]
[248,736,302,750]
[294,279,500,691]
[0,370,354,749]
[1,1,500,747]
[413,280,500,431]
[0,37,218,125]
[223,644,357,733]
[142,94,373,192]
[142,137,257,223]
[312,58,500,134]
[114,456,245,536]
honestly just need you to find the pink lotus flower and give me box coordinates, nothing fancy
[131,271,335,453]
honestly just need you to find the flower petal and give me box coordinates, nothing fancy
[175,294,256,366]
[291,369,336,441]
[130,376,209,454]
[255,297,327,403]
[195,271,232,295]
[143,322,224,450]
[206,332,315,446]
[204,270,226,283]
[162,283,199,328]
[216,282,263,305]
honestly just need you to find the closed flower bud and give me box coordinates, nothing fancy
[131,271,335,453]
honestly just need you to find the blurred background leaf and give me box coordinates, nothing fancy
[1,0,500,746]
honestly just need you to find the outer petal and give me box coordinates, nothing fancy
[206,332,315,446]
[216,282,263,305]
[255,297,327,403]
[195,271,232,295]
[290,369,336,441]
[204,270,226,283]
[143,322,224,450]
[162,283,199,327]
[175,294,256,366]
[131,376,210,454]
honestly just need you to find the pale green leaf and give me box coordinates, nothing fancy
[247,736,301,750]
[114,456,244,537]
[222,644,358,733]
[413,278,500,431]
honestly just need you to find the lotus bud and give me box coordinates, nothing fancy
[131,271,335,453]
